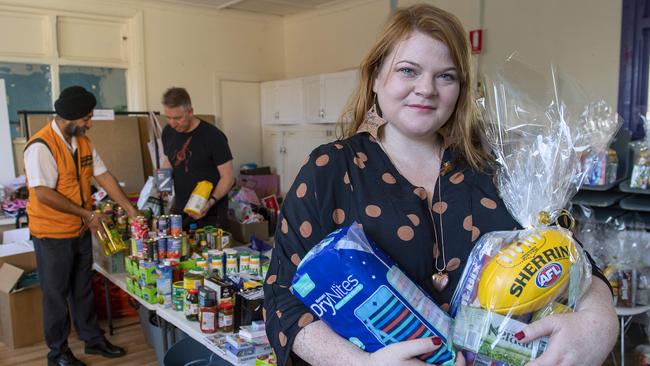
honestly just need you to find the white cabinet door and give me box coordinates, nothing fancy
[283,129,337,194]
[260,82,278,125]
[262,129,285,180]
[302,76,322,123]
[320,69,358,123]
[275,79,303,124]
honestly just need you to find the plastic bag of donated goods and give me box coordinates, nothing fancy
[291,223,455,365]
[449,58,621,366]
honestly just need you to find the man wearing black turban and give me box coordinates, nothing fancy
[24,86,137,366]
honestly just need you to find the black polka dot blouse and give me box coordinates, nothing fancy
[262,132,607,366]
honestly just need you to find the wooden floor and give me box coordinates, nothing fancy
[0,317,158,366]
[0,314,644,366]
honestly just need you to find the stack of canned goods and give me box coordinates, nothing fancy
[121,212,271,320]
[130,215,148,254]
[131,214,190,262]
[95,201,132,240]
[156,215,186,260]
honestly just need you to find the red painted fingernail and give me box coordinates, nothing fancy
[431,336,442,346]
[514,331,525,341]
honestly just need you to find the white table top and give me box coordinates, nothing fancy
[0,216,15,226]
[93,262,257,365]
[615,304,650,317]
[92,263,159,311]
[156,307,255,366]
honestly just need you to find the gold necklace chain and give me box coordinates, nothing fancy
[377,139,447,272]
[430,175,446,273]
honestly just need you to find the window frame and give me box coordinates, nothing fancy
[618,0,650,139]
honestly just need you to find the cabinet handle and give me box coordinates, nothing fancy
[319,109,325,118]
[275,112,280,119]
[326,130,333,137]
[280,146,286,153]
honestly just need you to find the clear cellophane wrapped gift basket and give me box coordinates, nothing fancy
[449,59,622,366]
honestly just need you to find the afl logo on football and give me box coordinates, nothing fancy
[535,262,563,288]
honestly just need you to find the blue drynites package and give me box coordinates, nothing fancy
[291,223,455,365]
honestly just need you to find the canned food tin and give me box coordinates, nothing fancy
[181,235,189,259]
[239,251,250,273]
[168,236,182,259]
[226,253,238,274]
[152,240,159,262]
[130,238,137,257]
[172,281,185,311]
[100,201,114,223]
[131,216,149,240]
[115,206,127,225]
[210,231,220,250]
[184,272,203,290]
[157,236,168,260]
[134,239,144,259]
[144,238,156,261]
[170,214,182,236]
[250,254,260,276]
[211,257,224,278]
[157,215,170,236]
[196,260,207,271]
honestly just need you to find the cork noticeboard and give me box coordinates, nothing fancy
[27,115,145,194]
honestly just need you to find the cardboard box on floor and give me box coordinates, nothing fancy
[0,243,44,349]
[227,218,269,244]
[91,236,126,274]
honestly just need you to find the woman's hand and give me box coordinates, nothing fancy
[367,337,465,366]
[518,279,618,366]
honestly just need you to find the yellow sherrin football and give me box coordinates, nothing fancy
[477,229,578,316]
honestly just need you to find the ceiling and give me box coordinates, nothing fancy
[159,0,347,16]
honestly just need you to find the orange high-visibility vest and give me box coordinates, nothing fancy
[26,123,94,238]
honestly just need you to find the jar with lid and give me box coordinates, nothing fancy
[631,146,650,189]
[185,288,199,321]
[218,302,234,332]
[606,148,618,184]
[200,299,218,333]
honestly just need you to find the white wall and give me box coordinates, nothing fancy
[283,0,390,78]
[0,0,286,117]
[0,80,15,182]
[283,0,622,108]
[142,3,285,114]
[0,0,622,112]
[479,0,621,107]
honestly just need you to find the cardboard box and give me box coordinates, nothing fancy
[227,219,269,243]
[0,245,44,349]
[238,174,280,198]
[92,236,126,274]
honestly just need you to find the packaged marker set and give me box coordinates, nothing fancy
[291,223,456,365]
[449,59,621,366]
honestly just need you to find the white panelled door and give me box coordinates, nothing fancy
[0,80,15,181]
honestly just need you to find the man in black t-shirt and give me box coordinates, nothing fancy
[161,87,234,229]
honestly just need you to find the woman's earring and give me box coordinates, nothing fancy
[356,95,386,139]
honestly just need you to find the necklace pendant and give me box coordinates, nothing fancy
[432,271,449,292]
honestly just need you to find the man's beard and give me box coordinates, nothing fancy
[64,123,87,137]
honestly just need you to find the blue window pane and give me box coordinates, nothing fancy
[60,66,127,112]
[0,62,52,139]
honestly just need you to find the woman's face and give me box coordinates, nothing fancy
[373,31,460,140]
